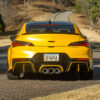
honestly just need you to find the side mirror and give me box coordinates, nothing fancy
[10,35,16,41]
[83,36,87,39]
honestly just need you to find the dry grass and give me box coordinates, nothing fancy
[0,39,11,47]
[30,84,100,100]
[6,1,66,32]
[70,13,90,29]
[6,2,49,31]
[70,13,100,42]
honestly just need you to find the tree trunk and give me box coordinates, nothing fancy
[98,18,100,27]
[90,20,94,29]
[5,0,8,19]
[53,0,55,4]
[98,2,100,27]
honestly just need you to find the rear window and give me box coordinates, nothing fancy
[26,24,76,34]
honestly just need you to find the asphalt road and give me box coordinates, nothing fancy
[0,11,100,100]
[54,10,72,21]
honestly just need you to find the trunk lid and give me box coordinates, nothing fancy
[21,34,81,47]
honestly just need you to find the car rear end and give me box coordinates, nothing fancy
[7,21,93,80]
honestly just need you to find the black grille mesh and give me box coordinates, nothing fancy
[32,53,70,71]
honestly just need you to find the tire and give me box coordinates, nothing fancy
[79,71,93,80]
[62,72,79,80]
[7,71,20,80]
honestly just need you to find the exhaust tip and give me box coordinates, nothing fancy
[55,68,61,74]
[41,68,48,74]
[41,67,62,75]
[48,68,55,74]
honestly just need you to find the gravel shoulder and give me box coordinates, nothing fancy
[0,39,11,47]
[30,84,100,100]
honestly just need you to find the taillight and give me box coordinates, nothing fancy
[69,41,89,47]
[12,41,33,47]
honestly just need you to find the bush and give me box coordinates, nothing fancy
[74,0,82,13]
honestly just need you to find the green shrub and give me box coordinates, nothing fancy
[74,1,82,13]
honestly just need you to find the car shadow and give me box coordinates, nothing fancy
[22,66,100,81]
[93,58,100,65]
[93,67,100,80]
[22,73,80,81]
[0,45,10,51]
[1,66,100,81]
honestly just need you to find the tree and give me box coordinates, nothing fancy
[53,0,55,3]
[74,0,100,28]
[0,14,5,33]
[74,0,82,13]
[97,0,100,27]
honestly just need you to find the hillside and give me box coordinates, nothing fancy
[0,0,71,34]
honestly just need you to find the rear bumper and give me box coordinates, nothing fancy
[8,46,93,73]
[10,53,92,73]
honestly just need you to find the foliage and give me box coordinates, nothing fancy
[74,0,82,13]
[74,0,100,27]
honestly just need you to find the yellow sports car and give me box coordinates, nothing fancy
[7,21,94,80]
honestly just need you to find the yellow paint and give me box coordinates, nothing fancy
[8,22,93,72]
[23,64,25,72]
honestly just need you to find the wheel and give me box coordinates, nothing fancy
[79,71,93,80]
[7,71,20,80]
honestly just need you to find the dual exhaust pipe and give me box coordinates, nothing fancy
[41,68,62,74]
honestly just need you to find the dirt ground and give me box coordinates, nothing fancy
[6,1,66,32]
[30,84,100,100]
[70,13,100,42]
[0,39,11,47]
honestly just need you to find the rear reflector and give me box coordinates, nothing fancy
[77,58,89,61]
[13,58,25,61]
